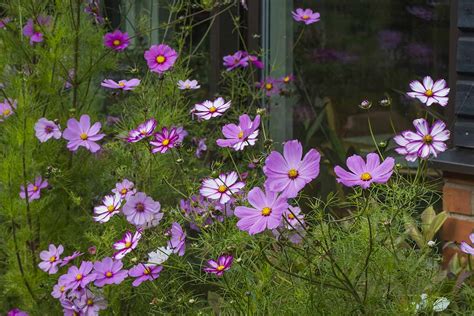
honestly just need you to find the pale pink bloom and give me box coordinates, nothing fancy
[62,114,105,153]
[192,97,231,120]
[112,179,136,200]
[113,230,142,260]
[34,118,61,142]
[101,78,140,90]
[177,79,200,90]
[93,194,122,223]
[407,76,450,106]
[200,171,245,204]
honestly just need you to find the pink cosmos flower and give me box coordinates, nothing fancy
[127,118,157,143]
[122,192,162,226]
[167,222,186,256]
[113,230,142,260]
[51,279,67,299]
[283,205,305,230]
[150,127,179,154]
[292,8,320,25]
[235,186,288,235]
[174,126,188,143]
[84,0,104,24]
[193,97,231,120]
[394,119,450,160]
[60,298,81,316]
[112,179,136,200]
[203,254,233,276]
[200,171,245,204]
[0,98,17,122]
[263,140,321,198]
[223,51,249,71]
[460,233,474,255]
[34,118,61,142]
[20,176,48,201]
[64,69,75,89]
[7,309,28,316]
[246,54,264,69]
[38,244,63,274]
[0,17,11,29]
[144,44,178,73]
[62,114,105,153]
[93,194,122,223]
[103,30,130,51]
[58,261,97,291]
[257,77,281,96]
[93,257,128,287]
[334,153,395,189]
[177,79,200,90]
[216,114,260,151]
[75,290,108,315]
[23,15,51,44]
[60,251,83,267]
[194,137,207,158]
[407,76,450,107]
[280,74,295,85]
[101,78,140,90]
[128,263,162,287]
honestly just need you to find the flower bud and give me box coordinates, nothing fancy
[256,107,266,115]
[358,99,372,110]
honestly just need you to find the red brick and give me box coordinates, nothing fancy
[441,217,474,243]
[443,184,472,215]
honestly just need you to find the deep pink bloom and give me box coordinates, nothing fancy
[122,192,162,226]
[34,118,61,142]
[263,140,321,198]
[144,44,178,73]
[460,233,474,255]
[394,119,450,161]
[279,74,295,85]
[200,171,245,204]
[60,251,83,267]
[113,230,142,260]
[103,30,130,51]
[58,261,97,291]
[150,127,180,153]
[235,186,288,235]
[216,114,260,151]
[75,290,107,315]
[407,76,449,107]
[177,79,200,90]
[167,222,186,256]
[101,78,140,90]
[93,257,128,287]
[93,194,122,223]
[128,263,162,286]
[247,54,264,69]
[223,51,249,71]
[334,153,394,189]
[0,98,17,122]
[203,255,233,276]
[7,309,28,316]
[257,77,281,96]
[38,244,63,274]
[20,176,48,201]
[88,246,97,255]
[112,179,136,200]
[127,118,157,143]
[23,15,51,44]
[292,8,320,25]
[62,114,105,153]
[193,97,231,120]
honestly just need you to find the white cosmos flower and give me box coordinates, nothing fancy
[407,76,450,107]
[148,246,172,265]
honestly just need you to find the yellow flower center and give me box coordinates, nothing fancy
[107,205,115,212]
[144,267,151,275]
[261,207,272,216]
[33,185,39,192]
[209,106,217,113]
[216,265,225,271]
[265,83,273,90]
[140,129,147,135]
[118,82,125,87]
[87,299,94,306]
[237,131,244,139]
[156,55,166,64]
[75,274,83,281]
[125,241,132,248]
[425,89,433,97]
[113,39,121,46]
[3,109,10,116]
[106,271,113,278]
[80,133,88,140]
[283,76,290,83]
[120,188,128,195]
[288,213,295,220]
[302,15,310,20]
[218,185,227,193]
[162,138,170,146]
[49,256,56,262]
[288,169,299,179]
[360,172,372,181]
[423,134,433,144]
[185,84,190,89]
[60,286,65,292]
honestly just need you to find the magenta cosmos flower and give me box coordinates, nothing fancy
[122,192,162,226]
[112,179,136,200]
[144,44,178,74]
[334,153,394,189]
[93,193,122,223]
[193,97,231,120]
[177,79,200,90]
[63,114,105,153]
[127,118,157,143]
[150,127,180,154]
[34,118,61,142]
[113,230,142,260]
[460,233,474,255]
[58,261,97,291]
[203,254,233,276]
[60,251,83,267]
[103,30,130,51]
[394,119,450,161]
[7,309,28,316]
[235,187,288,235]
[23,15,51,44]
[263,140,321,198]
[244,53,264,69]
[0,98,17,122]
[200,171,245,204]
[257,77,281,96]
[223,51,249,71]
[38,244,64,274]
[217,114,260,151]
[20,176,48,201]
[128,263,162,287]
[101,78,140,90]
[93,257,128,287]
[167,222,186,256]
[292,8,321,25]
[407,76,450,107]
